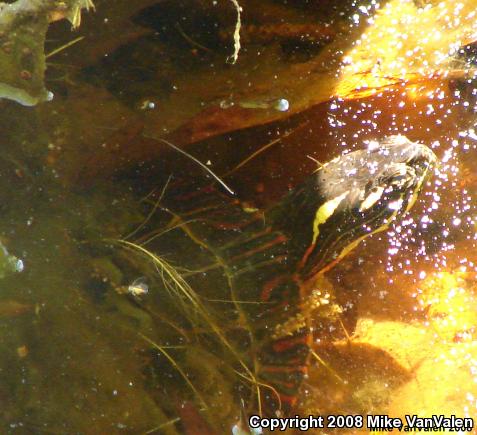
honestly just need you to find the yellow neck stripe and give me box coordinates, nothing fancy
[311,191,349,245]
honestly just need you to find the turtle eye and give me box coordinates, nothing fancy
[391,166,416,189]
[390,174,408,187]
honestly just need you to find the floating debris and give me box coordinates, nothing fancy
[139,100,156,110]
[220,98,290,112]
[127,277,149,297]
[232,399,263,435]
[0,243,23,279]
[226,0,242,64]
[16,345,28,358]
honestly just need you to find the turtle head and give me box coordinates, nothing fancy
[271,135,437,280]
[331,135,438,219]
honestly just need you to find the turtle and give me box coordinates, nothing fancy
[102,134,437,421]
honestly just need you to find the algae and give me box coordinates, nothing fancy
[0,0,93,105]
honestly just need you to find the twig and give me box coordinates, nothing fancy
[224,121,309,177]
[46,36,85,59]
[310,349,346,384]
[226,0,242,64]
[123,175,172,240]
[139,333,208,409]
[175,22,212,53]
[151,137,235,196]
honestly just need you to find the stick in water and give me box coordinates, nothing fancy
[157,138,235,196]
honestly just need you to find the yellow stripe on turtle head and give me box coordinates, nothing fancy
[405,165,429,214]
[318,201,401,275]
[312,191,349,245]
[359,186,385,212]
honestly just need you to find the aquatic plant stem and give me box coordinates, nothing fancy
[139,333,208,409]
[151,137,235,196]
[46,36,84,58]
